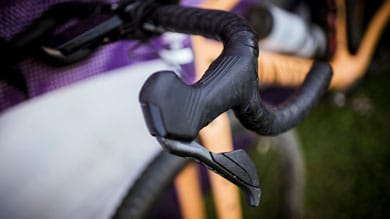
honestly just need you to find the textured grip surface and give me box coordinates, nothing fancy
[235,61,332,135]
[145,5,258,44]
[140,5,332,141]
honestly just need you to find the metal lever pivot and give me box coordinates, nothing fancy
[157,137,261,206]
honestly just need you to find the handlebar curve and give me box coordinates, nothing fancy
[140,5,333,141]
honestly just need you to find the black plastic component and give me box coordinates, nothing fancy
[10,1,110,56]
[41,0,168,60]
[212,150,259,187]
[43,14,122,57]
[140,5,333,142]
[139,7,331,206]
[158,138,261,206]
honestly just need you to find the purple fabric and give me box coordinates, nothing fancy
[0,0,198,112]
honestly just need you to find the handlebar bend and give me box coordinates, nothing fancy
[140,5,333,141]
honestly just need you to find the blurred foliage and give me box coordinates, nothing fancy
[204,64,390,218]
[298,65,390,218]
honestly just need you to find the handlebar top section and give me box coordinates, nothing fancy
[140,5,333,141]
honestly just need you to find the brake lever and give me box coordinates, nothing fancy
[157,137,261,206]
[42,13,123,58]
[40,0,262,206]
[41,1,165,59]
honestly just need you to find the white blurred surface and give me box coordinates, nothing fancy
[0,60,172,219]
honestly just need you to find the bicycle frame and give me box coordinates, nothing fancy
[193,0,390,90]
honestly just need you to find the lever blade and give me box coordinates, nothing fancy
[42,13,123,57]
[157,137,261,206]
